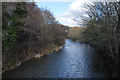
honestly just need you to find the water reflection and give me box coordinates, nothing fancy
[3,39,106,78]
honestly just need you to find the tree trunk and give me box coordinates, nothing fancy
[29,32,31,49]
[118,2,120,30]
[116,1,120,65]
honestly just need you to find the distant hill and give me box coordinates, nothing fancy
[67,26,86,42]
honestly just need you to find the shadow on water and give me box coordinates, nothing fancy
[3,39,106,78]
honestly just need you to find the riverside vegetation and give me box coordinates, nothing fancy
[2,1,120,78]
[2,2,67,72]
[68,2,120,78]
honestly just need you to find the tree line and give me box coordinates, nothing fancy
[68,2,120,77]
[2,2,66,72]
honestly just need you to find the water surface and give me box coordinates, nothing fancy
[3,39,106,78]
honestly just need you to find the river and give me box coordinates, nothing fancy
[3,39,106,78]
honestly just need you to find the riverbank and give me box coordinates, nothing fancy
[2,43,64,73]
[3,39,106,78]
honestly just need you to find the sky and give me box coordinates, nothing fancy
[35,0,92,27]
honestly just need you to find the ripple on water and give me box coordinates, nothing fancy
[3,39,106,78]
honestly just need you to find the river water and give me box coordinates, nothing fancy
[3,39,106,78]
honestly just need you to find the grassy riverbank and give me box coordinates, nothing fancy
[2,43,64,73]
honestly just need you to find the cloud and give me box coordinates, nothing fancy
[34,0,75,2]
[57,0,92,27]
[2,0,119,2]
